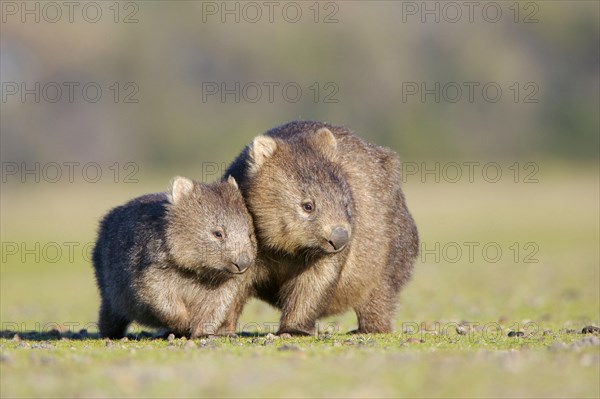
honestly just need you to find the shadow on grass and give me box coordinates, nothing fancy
[0,329,271,342]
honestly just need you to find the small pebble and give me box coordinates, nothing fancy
[279,333,292,339]
[32,342,54,349]
[456,326,467,335]
[105,340,114,348]
[198,338,218,349]
[277,344,300,351]
[11,334,21,343]
[582,325,600,335]
[357,338,375,347]
[167,334,175,342]
[183,340,197,350]
[120,337,129,343]
[265,333,278,340]
[559,329,577,334]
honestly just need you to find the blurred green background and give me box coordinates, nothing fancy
[1,1,598,167]
[1,1,599,398]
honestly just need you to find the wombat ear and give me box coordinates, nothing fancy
[310,127,337,159]
[170,176,194,204]
[248,135,277,174]
[227,175,239,189]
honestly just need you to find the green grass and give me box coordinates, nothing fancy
[1,332,599,398]
[1,164,599,398]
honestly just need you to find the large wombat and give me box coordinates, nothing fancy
[225,121,419,335]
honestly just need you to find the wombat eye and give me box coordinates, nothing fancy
[212,230,224,239]
[301,202,314,213]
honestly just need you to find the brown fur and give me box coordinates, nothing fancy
[225,121,419,335]
[92,176,257,338]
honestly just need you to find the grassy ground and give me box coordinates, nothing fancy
[1,163,599,398]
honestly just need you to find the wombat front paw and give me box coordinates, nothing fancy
[276,327,314,337]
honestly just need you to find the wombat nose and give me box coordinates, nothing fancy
[233,256,252,273]
[328,226,349,251]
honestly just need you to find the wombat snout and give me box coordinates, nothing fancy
[230,255,253,274]
[326,226,350,253]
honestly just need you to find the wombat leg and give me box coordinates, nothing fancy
[98,302,130,339]
[276,266,339,336]
[215,295,247,336]
[216,316,238,336]
[190,320,220,338]
[276,296,318,336]
[277,310,317,336]
[276,326,314,336]
[353,286,397,334]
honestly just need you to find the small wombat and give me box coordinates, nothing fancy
[92,176,257,338]
[225,121,419,335]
